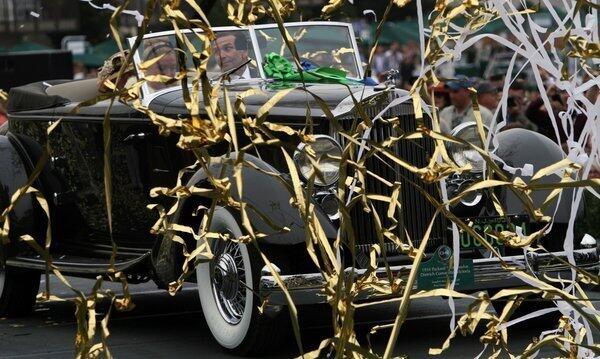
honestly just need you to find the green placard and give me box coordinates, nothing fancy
[417,245,474,290]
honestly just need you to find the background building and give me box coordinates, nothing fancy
[0,0,78,50]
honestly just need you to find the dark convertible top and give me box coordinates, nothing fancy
[7,80,70,113]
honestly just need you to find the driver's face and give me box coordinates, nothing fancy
[215,35,248,72]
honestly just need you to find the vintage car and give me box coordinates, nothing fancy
[0,22,598,355]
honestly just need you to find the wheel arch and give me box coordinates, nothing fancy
[151,152,337,287]
[0,134,42,257]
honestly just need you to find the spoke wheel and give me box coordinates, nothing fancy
[196,207,288,355]
[0,179,39,317]
[210,238,247,325]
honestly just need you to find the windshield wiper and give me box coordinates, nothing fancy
[211,59,252,81]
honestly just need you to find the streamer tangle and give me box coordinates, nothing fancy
[0,0,599,358]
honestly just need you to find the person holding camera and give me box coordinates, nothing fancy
[500,81,537,131]
[525,84,568,142]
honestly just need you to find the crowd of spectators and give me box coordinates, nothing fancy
[371,41,422,88]
[371,41,597,151]
[433,74,597,145]
[437,74,599,178]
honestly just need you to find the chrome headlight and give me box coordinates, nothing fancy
[293,135,342,187]
[449,122,490,173]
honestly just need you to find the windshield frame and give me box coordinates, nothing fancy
[128,21,363,103]
[252,22,364,82]
[128,25,261,104]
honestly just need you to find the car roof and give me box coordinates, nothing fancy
[7,80,71,113]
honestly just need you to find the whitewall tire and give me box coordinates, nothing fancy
[196,207,286,355]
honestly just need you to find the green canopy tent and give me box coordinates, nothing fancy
[369,20,422,45]
[368,5,568,45]
[73,52,106,68]
[367,8,569,77]
[73,38,119,68]
[93,38,119,55]
[2,41,52,53]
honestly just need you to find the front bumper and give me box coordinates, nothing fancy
[259,248,599,306]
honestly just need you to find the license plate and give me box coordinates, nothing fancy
[459,215,529,249]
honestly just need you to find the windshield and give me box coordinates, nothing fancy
[255,24,361,79]
[131,23,362,97]
[136,29,259,93]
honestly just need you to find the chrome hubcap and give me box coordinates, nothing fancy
[211,241,246,325]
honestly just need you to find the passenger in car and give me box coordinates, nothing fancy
[142,38,178,90]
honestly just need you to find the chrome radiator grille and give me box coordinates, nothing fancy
[333,93,446,255]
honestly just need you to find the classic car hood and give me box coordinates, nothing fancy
[147,82,383,119]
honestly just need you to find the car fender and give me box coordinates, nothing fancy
[495,128,582,223]
[0,134,37,248]
[180,153,337,245]
[151,153,337,287]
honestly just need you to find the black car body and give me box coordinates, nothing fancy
[1,22,598,354]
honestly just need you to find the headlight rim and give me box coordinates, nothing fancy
[293,134,342,187]
[449,121,492,173]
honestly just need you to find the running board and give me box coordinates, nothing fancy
[6,252,150,275]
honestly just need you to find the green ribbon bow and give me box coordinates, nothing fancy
[263,52,358,85]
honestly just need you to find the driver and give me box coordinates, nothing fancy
[142,38,178,90]
[215,32,251,80]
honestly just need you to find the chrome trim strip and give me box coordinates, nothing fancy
[260,248,599,306]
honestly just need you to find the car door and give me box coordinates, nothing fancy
[47,101,188,252]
